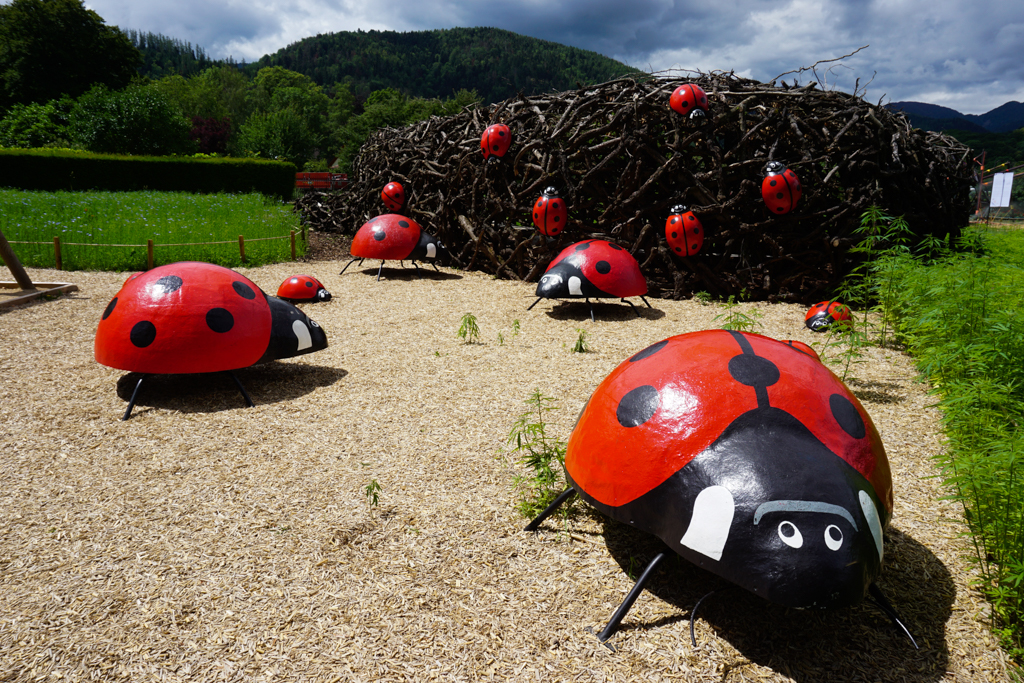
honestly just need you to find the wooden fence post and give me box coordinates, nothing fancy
[290,230,296,260]
[53,236,62,270]
[238,235,245,263]
[147,239,154,270]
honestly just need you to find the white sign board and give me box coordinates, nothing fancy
[991,172,1014,208]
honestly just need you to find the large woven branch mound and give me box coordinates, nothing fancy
[299,73,973,302]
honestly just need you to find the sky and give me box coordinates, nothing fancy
[76,0,1024,115]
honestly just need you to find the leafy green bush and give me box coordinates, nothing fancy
[68,84,196,156]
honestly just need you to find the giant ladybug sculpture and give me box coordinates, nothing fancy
[665,204,704,257]
[806,299,852,332]
[276,274,331,303]
[381,181,406,211]
[532,187,568,237]
[481,123,512,160]
[95,262,328,420]
[762,161,802,214]
[339,214,446,281]
[526,330,916,646]
[528,239,651,321]
[669,83,709,122]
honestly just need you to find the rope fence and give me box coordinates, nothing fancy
[8,227,306,270]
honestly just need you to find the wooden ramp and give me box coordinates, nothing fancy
[0,228,78,309]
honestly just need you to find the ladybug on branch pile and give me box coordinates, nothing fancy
[526,330,916,647]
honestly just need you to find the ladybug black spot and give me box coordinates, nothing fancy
[630,339,668,362]
[671,217,679,225]
[492,145,500,151]
[727,353,780,388]
[498,130,506,137]
[399,220,410,228]
[575,242,591,251]
[675,247,682,252]
[206,308,234,333]
[232,281,256,300]
[155,275,183,294]
[608,243,623,250]
[693,227,701,234]
[373,229,386,241]
[830,394,866,439]
[102,297,117,320]
[770,180,778,187]
[671,232,678,238]
[616,385,660,428]
[776,192,784,199]
[130,320,156,348]
[596,260,611,274]
[305,281,313,288]
[553,216,561,223]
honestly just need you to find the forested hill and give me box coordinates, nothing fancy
[253,27,641,103]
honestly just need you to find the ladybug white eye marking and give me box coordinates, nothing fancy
[859,490,884,560]
[680,485,735,561]
[824,524,844,551]
[427,243,437,259]
[568,276,583,296]
[778,521,803,548]
[292,320,312,351]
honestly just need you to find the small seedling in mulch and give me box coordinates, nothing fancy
[571,328,590,353]
[504,389,572,519]
[458,312,480,344]
[714,297,763,332]
[364,479,381,508]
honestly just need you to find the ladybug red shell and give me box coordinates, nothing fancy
[95,262,327,375]
[350,214,442,263]
[277,275,331,303]
[481,123,512,160]
[806,300,852,332]
[670,83,709,117]
[381,182,405,211]
[565,330,892,610]
[532,187,568,237]
[536,240,647,301]
[762,161,802,214]
[665,205,704,257]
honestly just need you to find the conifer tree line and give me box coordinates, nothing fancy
[0,0,636,171]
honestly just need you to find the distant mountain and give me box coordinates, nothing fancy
[253,27,641,103]
[887,100,1024,133]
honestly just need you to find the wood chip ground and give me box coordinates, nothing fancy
[0,260,1011,682]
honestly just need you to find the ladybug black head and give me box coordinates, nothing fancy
[670,204,688,216]
[542,186,559,198]
[688,109,707,124]
[764,161,786,176]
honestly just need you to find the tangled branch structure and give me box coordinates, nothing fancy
[299,73,973,301]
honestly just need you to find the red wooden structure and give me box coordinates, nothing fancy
[295,173,348,191]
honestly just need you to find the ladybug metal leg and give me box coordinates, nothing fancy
[587,298,595,323]
[621,298,642,318]
[595,551,668,642]
[527,297,543,311]
[430,262,440,272]
[689,589,718,647]
[376,261,385,281]
[339,258,362,276]
[121,374,148,421]
[226,371,256,408]
[868,583,919,649]
[640,295,653,308]
[524,488,577,531]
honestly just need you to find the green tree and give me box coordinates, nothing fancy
[234,109,313,166]
[68,83,195,155]
[0,97,72,147]
[0,0,141,109]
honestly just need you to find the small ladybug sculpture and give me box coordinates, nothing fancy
[532,187,568,237]
[276,275,331,303]
[528,239,650,321]
[670,83,709,120]
[381,181,405,211]
[527,330,916,647]
[806,299,852,332]
[762,161,802,214]
[339,214,446,281]
[665,204,704,257]
[481,123,512,160]
[95,262,328,420]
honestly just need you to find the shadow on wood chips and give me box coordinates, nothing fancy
[113,363,347,416]
[597,520,953,682]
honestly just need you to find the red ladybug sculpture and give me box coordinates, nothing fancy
[340,214,446,281]
[528,240,650,321]
[381,181,405,211]
[532,187,568,237]
[527,330,916,646]
[665,204,704,257]
[481,123,512,160]
[762,161,802,214]
[670,83,709,120]
[95,262,328,419]
[276,275,331,303]
[806,300,852,332]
